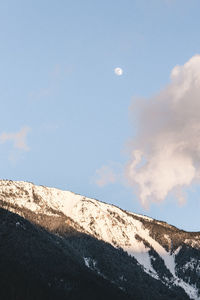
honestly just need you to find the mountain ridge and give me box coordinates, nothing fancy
[1,179,198,233]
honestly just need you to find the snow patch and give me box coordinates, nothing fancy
[174,278,199,300]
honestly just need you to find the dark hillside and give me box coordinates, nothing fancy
[0,208,130,300]
[0,207,189,300]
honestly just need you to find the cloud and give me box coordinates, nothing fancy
[126,55,200,208]
[0,126,31,151]
[94,165,117,187]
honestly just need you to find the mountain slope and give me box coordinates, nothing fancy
[0,207,132,300]
[0,180,199,299]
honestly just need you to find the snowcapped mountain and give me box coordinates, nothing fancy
[0,180,200,299]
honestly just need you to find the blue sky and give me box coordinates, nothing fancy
[1,0,200,231]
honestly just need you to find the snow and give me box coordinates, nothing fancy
[174,278,199,300]
[83,257,91,268]
[144,234,176,275]
[185,238,200,248]
[183,258,200,272]
[174,246,181,255]
[83,257,106,278]
[130,212,153,221]
[0,180,82,216]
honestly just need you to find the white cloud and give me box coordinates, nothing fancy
[126,55,200,208]
[0,126,31,151]
[94,165,116,187]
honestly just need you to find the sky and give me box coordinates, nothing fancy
[0,0,200,231]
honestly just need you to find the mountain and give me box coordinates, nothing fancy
[0,180,199,299]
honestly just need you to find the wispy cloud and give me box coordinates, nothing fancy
[0,126,31,151]
[94,165,116,187]
[126,55,200,208]
[93,162,124,187]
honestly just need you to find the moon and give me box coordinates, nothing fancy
[114,67,123,76]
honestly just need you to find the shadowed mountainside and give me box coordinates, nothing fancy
[0,180,199,299]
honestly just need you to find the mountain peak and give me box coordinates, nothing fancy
[0,179,200,299]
